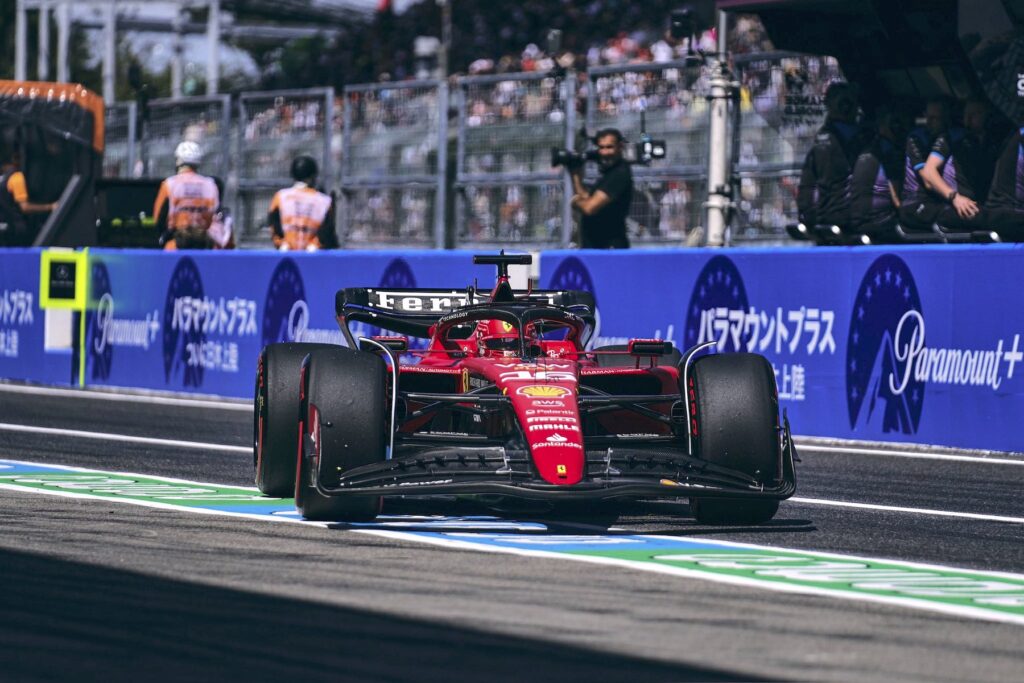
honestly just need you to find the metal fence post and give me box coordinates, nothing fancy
[323,89,335,189]
[126,102,137,176]
[562,72,576,248]
[340,88,352,247]
[434,80,449,250]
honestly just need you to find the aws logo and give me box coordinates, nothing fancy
[846,254,924,434]
[684,255,750,352]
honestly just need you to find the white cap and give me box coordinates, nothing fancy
[174,141,203,167]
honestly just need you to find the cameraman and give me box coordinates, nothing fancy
[568,128,633,249]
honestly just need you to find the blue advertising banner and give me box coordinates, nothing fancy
[83,250,497,398]
[0,248,73,386]
[542,246,1024,453]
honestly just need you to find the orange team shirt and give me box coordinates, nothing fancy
[6,171,28,204]
[270,185,332,250]
[153,170,219,231]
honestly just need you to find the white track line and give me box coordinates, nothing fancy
[4,384,1022,462]
[0,422,250,454]
[791,496,1024,525]
[795,442,1024,465]
[2,422,1022,524]
[0,383,251,411]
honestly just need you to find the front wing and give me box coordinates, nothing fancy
[310,418,798,502]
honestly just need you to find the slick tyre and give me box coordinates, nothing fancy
[295,347,387,522]
[594,344,683,368]
[686,352,780,525]
[254,343,336,497]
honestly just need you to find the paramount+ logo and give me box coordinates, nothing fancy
[846,255,1022,434]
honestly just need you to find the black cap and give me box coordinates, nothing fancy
[291,155,318,182]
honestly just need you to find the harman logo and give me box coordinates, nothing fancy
[685,256,750,352]
[162,258,205,387]
[846,255,924,433]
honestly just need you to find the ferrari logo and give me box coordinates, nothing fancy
[556,464,567,475]
[517,385,570,398]
[501,321,514,332]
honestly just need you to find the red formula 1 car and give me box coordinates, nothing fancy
[254,253,796,524]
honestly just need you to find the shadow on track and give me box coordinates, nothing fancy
[0,547,769,683]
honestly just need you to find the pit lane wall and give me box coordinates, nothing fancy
[1,246,1022,453]
[0,248,497,399]
[541,247,1024,454]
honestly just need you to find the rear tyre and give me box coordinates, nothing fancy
[295,347,387,522]
[686,352,780,525]
[594,344,682,368]
[254,343,336,497]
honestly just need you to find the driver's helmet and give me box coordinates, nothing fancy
[475,319,523,357]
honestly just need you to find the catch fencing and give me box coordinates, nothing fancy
[585,59,711,246]
[454,72,575,248]
[235,88,335,245]
[140,95,231,182]
[731,51,845,242]
[340,80,445,248]
[102,102,136,178]
[98,51,843,249]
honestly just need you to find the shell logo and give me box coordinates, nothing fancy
[517,385,570,398]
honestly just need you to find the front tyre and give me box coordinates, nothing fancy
[295,348,387,521]
[254,343,336,497]
[686,352,780,525]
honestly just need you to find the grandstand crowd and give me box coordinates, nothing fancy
[86,6,1024,248]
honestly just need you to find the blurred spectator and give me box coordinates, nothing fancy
[916,99,992,232]
[984,123,1024,241]
[155,141,229,250]
[849,104,913,242]
[796,82,870,230]
[269,155,338,251]
[898,97,953,231]
[0,149,57,247]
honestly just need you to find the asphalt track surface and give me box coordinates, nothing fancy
[1,383,1023,682]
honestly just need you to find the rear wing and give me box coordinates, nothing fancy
[336,287,596,340]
